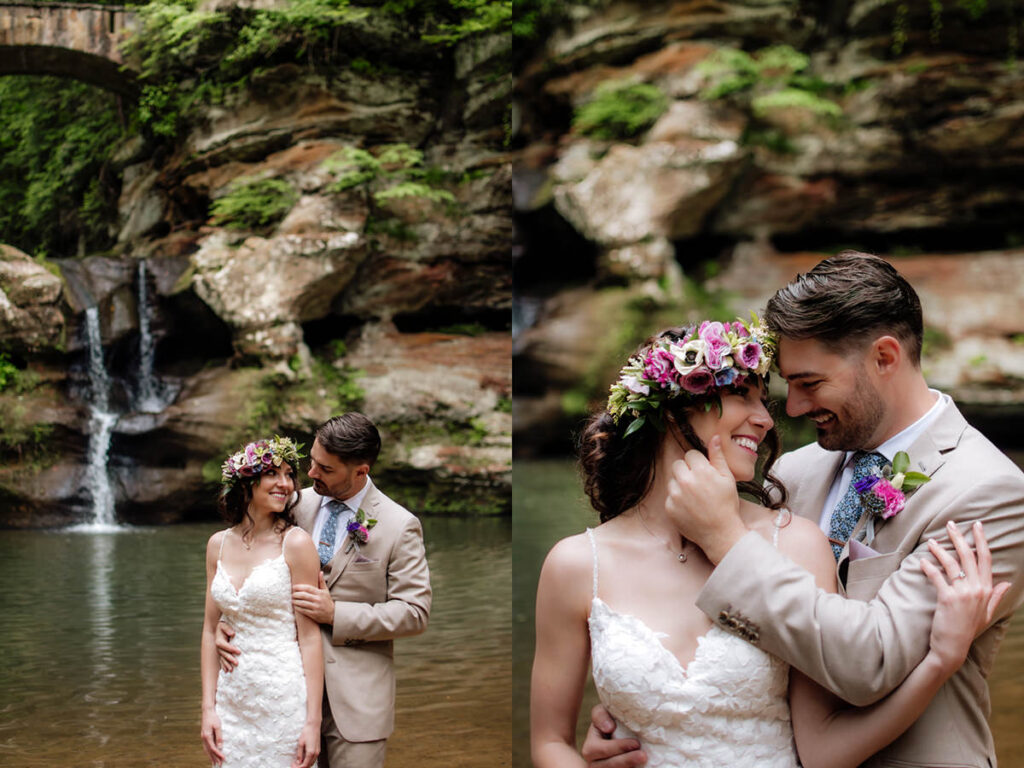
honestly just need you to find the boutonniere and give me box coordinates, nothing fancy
[344,508,378,553]
[855,451,930,544]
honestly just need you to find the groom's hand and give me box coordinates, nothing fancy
[580,704,646,767]
[215,622,240,672]
[292,571,334,625]
[666,435,748,564]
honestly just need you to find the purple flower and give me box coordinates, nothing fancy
[347,521,369,543]
[738,341,762,370]
[853,475,880,494]
[681,369,714,394]
[714,367,738,386]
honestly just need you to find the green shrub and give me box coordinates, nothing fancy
[209,177,298,230]
[572,81,668,140]
[323,144,455,207]
[752,88,843,118]
[698,45,843,126]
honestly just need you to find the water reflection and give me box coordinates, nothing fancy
[513,459,1024,768]
[0,516,510,767]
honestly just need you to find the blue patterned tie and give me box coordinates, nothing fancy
[828,451,887,560]
[317,500,349,566]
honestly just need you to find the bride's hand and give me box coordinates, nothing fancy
[200,708,225,766]
[292,721,321,768]
[920,521,1011,676]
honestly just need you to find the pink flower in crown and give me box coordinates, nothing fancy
[644,346,676,385]
[738,341,762,370]
[698,321,731,369]
[872,479,906,519]
[733,321,750,337]
[681,369,715,394]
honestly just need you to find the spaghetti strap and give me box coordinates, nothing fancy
[585,528,599,599]
[771,510,788,548]
[218,528,228,560]
[281,525,300,552]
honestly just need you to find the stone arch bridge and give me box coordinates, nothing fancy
[0,2,139,97]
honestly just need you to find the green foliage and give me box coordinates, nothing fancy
[572,81,669,140]
[698,45,843,127]
[742,127,796,154]
[124,0,514,138]
[421,0,512,45]
[322,143,457,214]
[891,0,992,55]
[0,355,19,392]
[921,326,952,358]
[209,177,298,230]
[0,76,125,257]
[752,88,843,118]
[0,397,53,461]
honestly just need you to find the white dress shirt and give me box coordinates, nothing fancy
[818,390,951,531]
[310,477,374,561]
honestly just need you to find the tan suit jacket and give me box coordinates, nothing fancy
[698,402,1024,767]
[295,480,431,742]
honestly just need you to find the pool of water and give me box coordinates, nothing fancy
[0,515,510,767]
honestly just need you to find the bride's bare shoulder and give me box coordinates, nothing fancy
[542,531,594,579]
[774,512,837,591]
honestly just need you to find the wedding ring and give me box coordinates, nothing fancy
[957,570,967,580]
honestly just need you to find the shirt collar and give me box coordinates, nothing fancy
[318,476,373,514]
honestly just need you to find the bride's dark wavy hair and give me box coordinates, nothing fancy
[218,461,300,542]
[578,327,789,523]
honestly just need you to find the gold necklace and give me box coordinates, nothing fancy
[636,508,688,563]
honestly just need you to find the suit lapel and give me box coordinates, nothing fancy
[323,482,385,590]
[791,449,846,524]
[840,400,968,576]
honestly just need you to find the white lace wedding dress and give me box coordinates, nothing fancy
[211,527,307,768]
[586,521,798,768]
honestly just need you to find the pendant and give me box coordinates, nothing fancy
[677,552,687,563]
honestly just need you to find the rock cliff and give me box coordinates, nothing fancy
[514,0,1024,453]
[0,17,511,526]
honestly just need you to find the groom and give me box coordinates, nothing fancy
[583,253,1024,767]
[219,413,431,767]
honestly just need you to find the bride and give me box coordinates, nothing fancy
[530,320,1007,767]
[200,436,323,768]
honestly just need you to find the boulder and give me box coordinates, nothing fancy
[187,230,367,359]
[553,140,746,246]
[0,245,65,354]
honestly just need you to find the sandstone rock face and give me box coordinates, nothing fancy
[0,27,511,526]
[514,0,1024,454]
[0,245,65,354]
[189,230,366,360]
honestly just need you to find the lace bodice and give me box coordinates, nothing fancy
[210,529,307,768]
[586,522,798,767]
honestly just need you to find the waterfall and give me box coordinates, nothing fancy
[82,307,119,529]
[135,260,162,413]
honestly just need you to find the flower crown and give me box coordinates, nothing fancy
[607,315,777,436]
[221,436,305,488]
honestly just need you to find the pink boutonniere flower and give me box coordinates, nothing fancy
[855,451,931,544]
[344,507,378,553]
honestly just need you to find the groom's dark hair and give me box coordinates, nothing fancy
[316,412,382,467]
[765,251,924,365]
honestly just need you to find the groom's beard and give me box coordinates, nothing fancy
[812,369,885,452]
